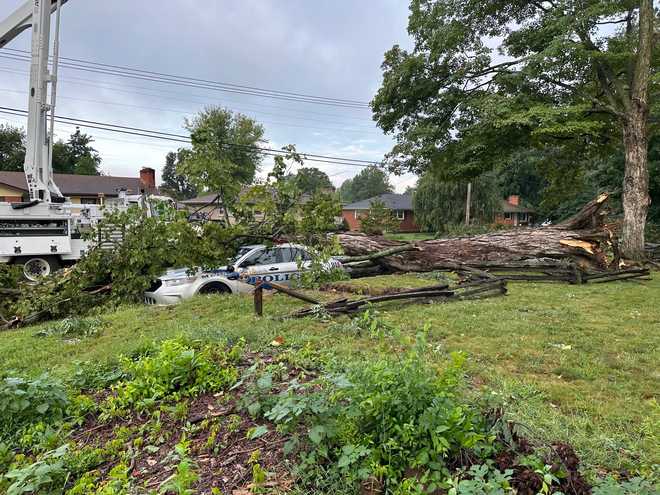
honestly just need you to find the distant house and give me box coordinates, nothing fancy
[495,195,535,226]
[342,193,419,233]
[0,167,158,207]
[180,193,227,221]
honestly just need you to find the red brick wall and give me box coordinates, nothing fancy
[341,209,420,233]
[0,196,23,203]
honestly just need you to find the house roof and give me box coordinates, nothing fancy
[0,171,147,197]
[499,199,535,213]
[343,193,413,211]
[180,193,221,206]
[181,191,313,206]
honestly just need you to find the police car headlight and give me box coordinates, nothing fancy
[163,277,196,288]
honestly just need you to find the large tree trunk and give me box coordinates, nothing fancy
[620,0,654,260]
[338,194,617,272]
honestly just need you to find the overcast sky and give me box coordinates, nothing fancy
[0,0,417,191]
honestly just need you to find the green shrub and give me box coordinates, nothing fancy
[104,338,240,414]
[592,476,658,495]
[2,444,69,495]
[263,335,491,492]
[34,317,104,339]
[0,375,69,441]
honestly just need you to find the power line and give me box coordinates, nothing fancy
[4,48,369,106]
[0,65,374,124]
[0,107,383,168]
[0,51,371,110]
[0,86,381,135]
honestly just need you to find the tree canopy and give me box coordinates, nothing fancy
[161,150,198,200]
[289,167,334,195]
[0,125,102,175]
[178,107,265,218]
[373,0,658,258]
[0,125,25,172]
[413,172,501,232]
[339,166,393,203]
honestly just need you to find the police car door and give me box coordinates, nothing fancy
[240,247,281,285]
[275,247,307,286]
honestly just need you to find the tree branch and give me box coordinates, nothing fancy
[537,75,623,116]
[577,30,630,113]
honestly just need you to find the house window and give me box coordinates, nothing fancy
[395,210,405,220]
[504,212,512,219]
[80,197,99,205]
[519,212,528,222]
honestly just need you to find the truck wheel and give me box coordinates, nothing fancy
[17,256,60,282]
[198,282,231,295]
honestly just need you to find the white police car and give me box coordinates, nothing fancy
[144,243,341,305]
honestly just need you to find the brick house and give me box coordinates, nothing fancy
[0,167,158,206]
[342,193,419,233]
[494,195,535,226]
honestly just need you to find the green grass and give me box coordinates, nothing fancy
[1,275,658,476]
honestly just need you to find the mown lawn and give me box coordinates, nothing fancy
[1,274,658,477]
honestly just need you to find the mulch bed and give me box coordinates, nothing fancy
[70,352,299,494]
[68,353,596,495]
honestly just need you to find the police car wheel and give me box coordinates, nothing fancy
[198,282,230,295]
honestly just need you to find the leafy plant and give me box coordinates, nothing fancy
[261,333,489,493]
[592,476,659,495]
[34,317,104,339]
[2,444,68,495]
[103,338,239,414]
[446,463,513,495]
[159,438,198,495]
[0,375,69,440]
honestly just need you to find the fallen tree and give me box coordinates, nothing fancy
[338,194,650,282]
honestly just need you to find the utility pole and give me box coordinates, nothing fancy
[465,182,472,225]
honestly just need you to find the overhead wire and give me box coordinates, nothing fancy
[0,65,374,124]
[0,107,383,169]
[0,51,370,109]
[0,86,381,135]
[3,48,369,106]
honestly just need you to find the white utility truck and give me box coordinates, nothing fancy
[0,1,161,280]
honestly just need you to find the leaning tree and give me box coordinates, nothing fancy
[373,0,658,260]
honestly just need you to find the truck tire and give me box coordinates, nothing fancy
[14,256,61,282]
[198,282,231,295]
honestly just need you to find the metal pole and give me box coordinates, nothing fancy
[48,0,62,171]
[465,182,472,225]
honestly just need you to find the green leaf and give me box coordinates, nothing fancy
[246,425,269,440]
[308,425,326,444]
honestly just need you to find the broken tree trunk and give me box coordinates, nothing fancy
[338,194,617,273]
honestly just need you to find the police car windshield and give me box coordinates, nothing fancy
[231,246,258,264]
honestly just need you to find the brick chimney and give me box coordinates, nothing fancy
[139,167,156,192]
[507,194,520,206]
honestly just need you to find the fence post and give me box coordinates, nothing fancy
[254,282,263,316]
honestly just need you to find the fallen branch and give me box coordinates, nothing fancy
[291,275,507,318]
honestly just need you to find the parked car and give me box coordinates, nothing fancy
[144,243,342,305]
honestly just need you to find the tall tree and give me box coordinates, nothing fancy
[373,0,658,259]
[161,150,197,200]
[291,167,334,195]
[67,127,102,175]
[413,172,501,232]
[339,166,393,203]
[0,124,25,172]
[0,125,103,175]
[178,107,265,222]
